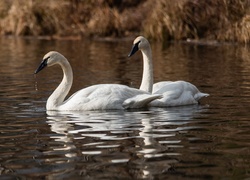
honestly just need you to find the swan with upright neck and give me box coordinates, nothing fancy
[128,36,209,107]
[34,51,161,111]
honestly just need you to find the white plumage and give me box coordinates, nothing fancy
[35,51,161,111]
[128,36,209,107]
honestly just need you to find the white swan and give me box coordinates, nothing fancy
[128,36,209,107]
[34,51,162,111]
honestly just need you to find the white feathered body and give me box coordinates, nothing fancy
[35,51,161,111]
[49,84,161,111]
[128,36,209,107]
[150,81,209,107]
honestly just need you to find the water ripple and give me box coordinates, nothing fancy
[1,39,250,179]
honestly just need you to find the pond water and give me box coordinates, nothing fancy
[0,37,250,179]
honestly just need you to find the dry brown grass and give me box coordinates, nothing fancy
[144,0,250,42]
[0,0,250,42]
[0,0,70,36]
[84,0,149,37]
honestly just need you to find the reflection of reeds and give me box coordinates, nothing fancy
[0,0,250,42]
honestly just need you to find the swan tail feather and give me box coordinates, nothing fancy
[194,92,209,101]
[122,94,162,109]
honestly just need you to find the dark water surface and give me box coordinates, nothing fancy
[0,37,250,179]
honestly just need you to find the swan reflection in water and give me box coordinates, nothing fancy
[46,105,208,179]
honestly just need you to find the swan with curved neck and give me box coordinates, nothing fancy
[35,51,161,111]
[128,36,209,107]
[129,37,154,93]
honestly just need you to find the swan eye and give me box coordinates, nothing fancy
[134,40,141,49]
[42,56,50,65]
[135,41,141,46]
[44,56,50,61]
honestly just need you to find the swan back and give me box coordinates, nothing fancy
[55,84,161,111]
[151,81,209,106]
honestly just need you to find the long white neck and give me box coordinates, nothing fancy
[47,60,73,110]
[140,47,153,93]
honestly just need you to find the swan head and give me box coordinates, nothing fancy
[34,51,66,74]
[128,36,150,57]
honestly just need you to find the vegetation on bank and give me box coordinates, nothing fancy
[0,0,249,42]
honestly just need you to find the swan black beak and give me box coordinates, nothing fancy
[34,59,48,74]
[128,41,140,57]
